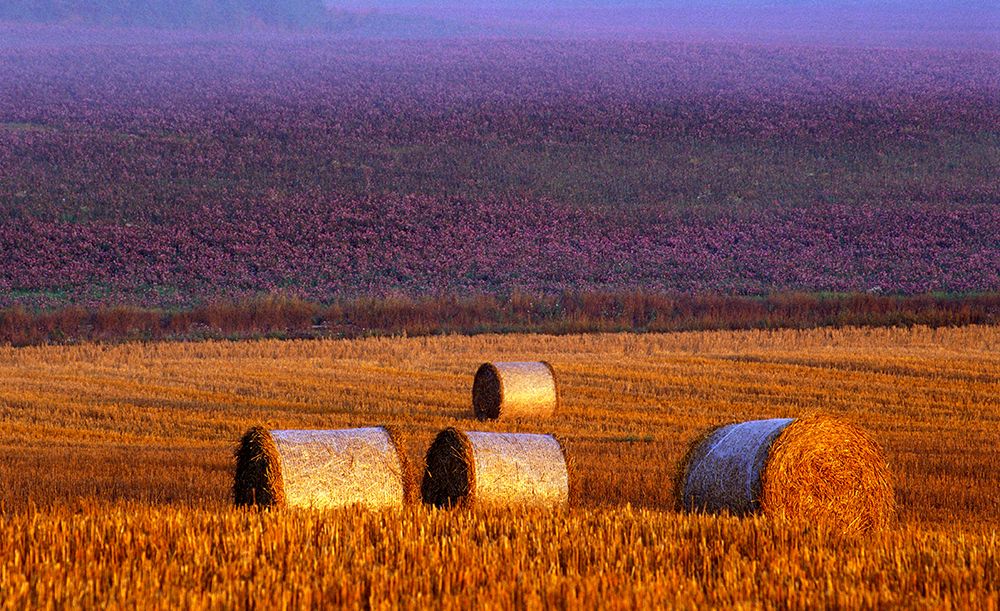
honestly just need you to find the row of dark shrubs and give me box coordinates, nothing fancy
[0,292,997,347]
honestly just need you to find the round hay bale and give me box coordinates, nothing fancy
[233,426,412,509]
[677,415,895,534]
[472,361,558,420]
[421,428,569,509]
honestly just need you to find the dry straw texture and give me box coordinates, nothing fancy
[472,361,558,420]
[234,426,411,509]
[679,416,896,535]
[422,428,569,508]
[1,327,998,607]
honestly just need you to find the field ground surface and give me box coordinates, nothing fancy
[1,326,998,607]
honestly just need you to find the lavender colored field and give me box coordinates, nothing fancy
[1,33,998,307]
[2,197,998,308]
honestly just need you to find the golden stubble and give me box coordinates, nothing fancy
[0,325,997,607]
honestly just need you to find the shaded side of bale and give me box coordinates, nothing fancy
[678,418,793,516]
[472,363,503,420]
[421,428,475,508]
[677,416,896,535]
[472,361,558,420]
[673,425,723,512]
[234,426,410,510]
[233,426,286,508]
[762,415,896,534]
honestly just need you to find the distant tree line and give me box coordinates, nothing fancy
[1,292,998,347]
[0,0,328,29]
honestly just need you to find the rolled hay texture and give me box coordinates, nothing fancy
[233,426,411,509]
[472,361,558,420]
[422,428,569,509]
[678,416,895,534]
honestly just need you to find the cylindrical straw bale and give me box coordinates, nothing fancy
[422,428,569,508]
[678,416,895,534]
[233,426,412,509]
[472,361,558,420]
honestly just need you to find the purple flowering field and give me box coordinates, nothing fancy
[1,32,998,308]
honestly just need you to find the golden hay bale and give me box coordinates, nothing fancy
[677,415,895,534]
[233,426,412,509]
[472,361,559,420]
[421,428,569,509]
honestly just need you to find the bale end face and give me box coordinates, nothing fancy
[762,415,896,534]
[472,364,503,421]
[421,428,474,507]
[233,426,285,508]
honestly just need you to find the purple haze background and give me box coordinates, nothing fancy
[0,27,998,308]
[328,1,1000,50]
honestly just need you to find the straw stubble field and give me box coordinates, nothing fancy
[0,326,998,607]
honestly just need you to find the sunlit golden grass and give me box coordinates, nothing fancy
[0,326,998,607]
[2,504,998,609]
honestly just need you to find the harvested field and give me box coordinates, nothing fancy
[0,326,998,606]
